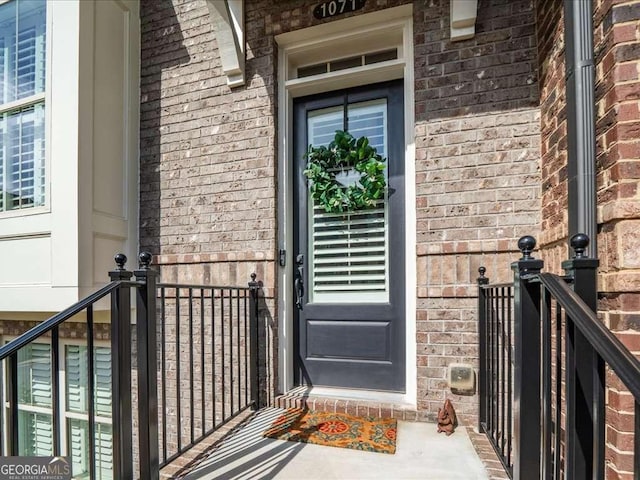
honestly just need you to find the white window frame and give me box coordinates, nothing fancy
[0,0,51,218]
[0,335,112,472]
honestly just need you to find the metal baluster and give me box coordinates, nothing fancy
[8,352,18,455]
[244,290,249,408]
[87,307,96,479]
[500,287,506,458]
[189,288,194,445]
[221,289,226,421]
[51,325,61,458]
[542,288,552,480]
[161,287,167,463]
[200,288,205,435]
[236,289,241,413]
[554,303,562,480]
[507,286,513,471]
[176,287,181,454]
[211,288,217,428]
[229,289,234,416]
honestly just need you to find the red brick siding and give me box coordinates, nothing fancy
[415,0,540,421]
[594,1,640,477]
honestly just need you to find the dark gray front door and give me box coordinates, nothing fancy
[293,81,405,392]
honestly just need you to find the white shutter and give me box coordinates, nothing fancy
[19,411,53,456]
[307,100,390,303]
[65,345,111,416]
[0,1,46,103]
[65,345,113,478]
[94,347,112,417]
[95,423,113,480]
[67,419,113,479]
[65,345,87,413]
[16,343,53,456]
[0,0,46,212]
[16,26,37,99]
[68,419,89,476]
[18,343,52,407]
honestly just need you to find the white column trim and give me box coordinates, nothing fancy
[206,0,245,87]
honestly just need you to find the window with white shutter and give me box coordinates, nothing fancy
[2,341,113,477]
[307,99,390,303]
[16,343,53,456]
[65,345,113,480]
[0,0,46,213]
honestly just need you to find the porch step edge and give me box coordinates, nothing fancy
[274,392,421,421]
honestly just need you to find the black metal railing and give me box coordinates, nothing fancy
[156,275,260,468]
[477,269,514,476]
[0,253,261,479]
[479,234,640,480]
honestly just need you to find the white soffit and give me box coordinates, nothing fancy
[450,0,478,41]
[206,0,245,87]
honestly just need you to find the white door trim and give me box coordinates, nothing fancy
[276,4,416,406]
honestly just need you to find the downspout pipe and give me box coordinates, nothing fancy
[564,0,598,258]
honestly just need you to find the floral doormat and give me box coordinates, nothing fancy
[263,408,397,454]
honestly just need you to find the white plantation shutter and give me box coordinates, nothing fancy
[18,411,53,456]
[68,419,89,475]
[16,343,53,456]
[4,100,45,209]
[66,345,87,413]
[0,1,46,103]
[65,345,113,479]
[95,423,114,480]
[65,345,112,415]
[0,0,46,211]
[94,347,112,417]
[18,343,52,407]
[67,419,114,479]
[307,100,390,303]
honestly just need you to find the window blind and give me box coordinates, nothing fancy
[17,343,53,456]
[66,345,113,479]
[307,100,390,303]
[0,0,46,212]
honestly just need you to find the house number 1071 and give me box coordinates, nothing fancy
[313,0,366,20]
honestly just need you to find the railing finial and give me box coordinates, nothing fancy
[517,235,537,260]
[249,273,259,290]
[114,253,127,271]
[570,233,589,258]
[139,251,153,269]
[478,266,486,278]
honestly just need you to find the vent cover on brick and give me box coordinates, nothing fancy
[298,49,397,78]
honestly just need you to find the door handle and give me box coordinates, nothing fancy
[294,254,304,309]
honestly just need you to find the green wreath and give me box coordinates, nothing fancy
[303,130,387,213]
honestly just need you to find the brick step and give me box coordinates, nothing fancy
[274,388,421,421]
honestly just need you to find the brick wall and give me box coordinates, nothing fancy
[415,0,541,421]
[538,0,640,477]
[594,0,640,478]
[139,0,543,426]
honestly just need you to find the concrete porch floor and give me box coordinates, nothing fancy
[180,408,490,480]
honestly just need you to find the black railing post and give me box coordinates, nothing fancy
[248,273,260,410]
[7,352,19,456]
[477,266,489,432]
[135,252,160,480]
[109,254,134,479]
[562,234,603,480]
[511,236,543,480]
